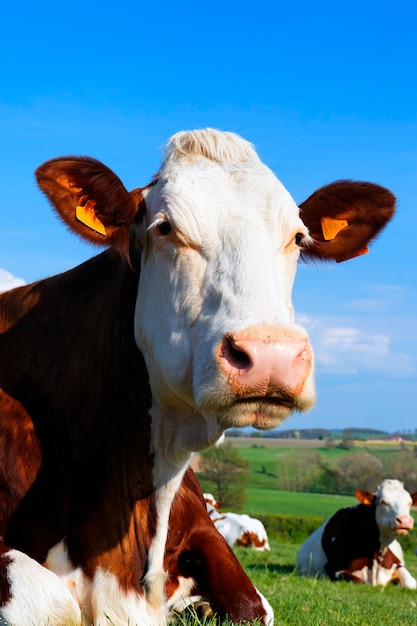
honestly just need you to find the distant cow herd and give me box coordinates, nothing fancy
[0,128,406,625]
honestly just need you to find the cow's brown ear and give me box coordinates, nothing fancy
[299,181,395,263]
[36,157,143,257]
[354,489,376,505]
[410,492,417,507]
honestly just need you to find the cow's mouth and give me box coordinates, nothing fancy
[395,528,410,535]
[238,396,296,409]
[214,396,298,431]
[202,377,315,431]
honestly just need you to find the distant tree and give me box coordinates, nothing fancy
[276,451,323,492]
[338,429,355,450]
[383,447,417,493]
[316,462,340,494]
[315,451,383,495]
[334,451,384,493]
[226,429,241,438]
[197,441,250,511]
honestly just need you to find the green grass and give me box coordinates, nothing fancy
[244,486,356,516]
[173,539,417,625]
[241,540,417,625]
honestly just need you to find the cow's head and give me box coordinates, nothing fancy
[36,129,395,452]
[355,479,417,544]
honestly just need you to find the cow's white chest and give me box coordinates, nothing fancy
[45,541,167,626]
[44,456,189,625]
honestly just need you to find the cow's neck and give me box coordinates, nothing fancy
[151,405,224,461]
[378,530,396,552]
[139,403,225,609]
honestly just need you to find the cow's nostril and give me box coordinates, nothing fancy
[222,335,251,369]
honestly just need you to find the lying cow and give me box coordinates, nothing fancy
[0,128,395,624]
[297,479,417,587]
[205,496,270,551]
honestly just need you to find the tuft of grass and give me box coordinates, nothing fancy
[171,603,263,626]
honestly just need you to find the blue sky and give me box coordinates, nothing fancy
[1,0,416,433]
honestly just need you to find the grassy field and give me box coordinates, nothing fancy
[224,437,417,515]
[174,539,417,626]
[183,437,417,624]
[238,540,417,625]
[244,486,355,516]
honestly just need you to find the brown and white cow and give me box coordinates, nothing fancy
[204,495,270,551]
[0,128,395,624]
[297,479,417,588]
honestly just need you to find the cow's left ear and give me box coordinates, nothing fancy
[354,489,376,505]
[299,181,396,263]
[411,492,417,507]
[36,156,144,258]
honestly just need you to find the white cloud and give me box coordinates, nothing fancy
[0,269,25,292]
[296,312,415,378]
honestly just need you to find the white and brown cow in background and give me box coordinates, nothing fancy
[204,494,270,551]
[0,128,395,624]
[297,479,417,588]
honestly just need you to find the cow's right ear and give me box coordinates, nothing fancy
[299,180,396,263]
[354,489,376,505]
[411,493,417,507]
[36,156,144,258]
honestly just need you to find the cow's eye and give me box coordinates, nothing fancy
[295,232,304,247]
[157,221,171,236]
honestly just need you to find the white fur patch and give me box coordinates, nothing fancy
[256,587,274,626]
[89,568,165,626]
[45,540,171,625]
[165,577,196,614]
[144,452,189,610]
[1,548,81,626]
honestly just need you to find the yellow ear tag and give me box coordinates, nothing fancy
[76,203,106,236]
[321,216,348,241]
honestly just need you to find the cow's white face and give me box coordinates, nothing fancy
[374,479,415,540]
[134,131,315,440]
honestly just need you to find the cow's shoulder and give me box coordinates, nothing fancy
[323,504,378,544]
[322,504,380,576]
[0,390,41,536]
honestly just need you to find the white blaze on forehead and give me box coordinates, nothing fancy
[143,141,307,329]
[153,127,307,249]
[376,479,412,510]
